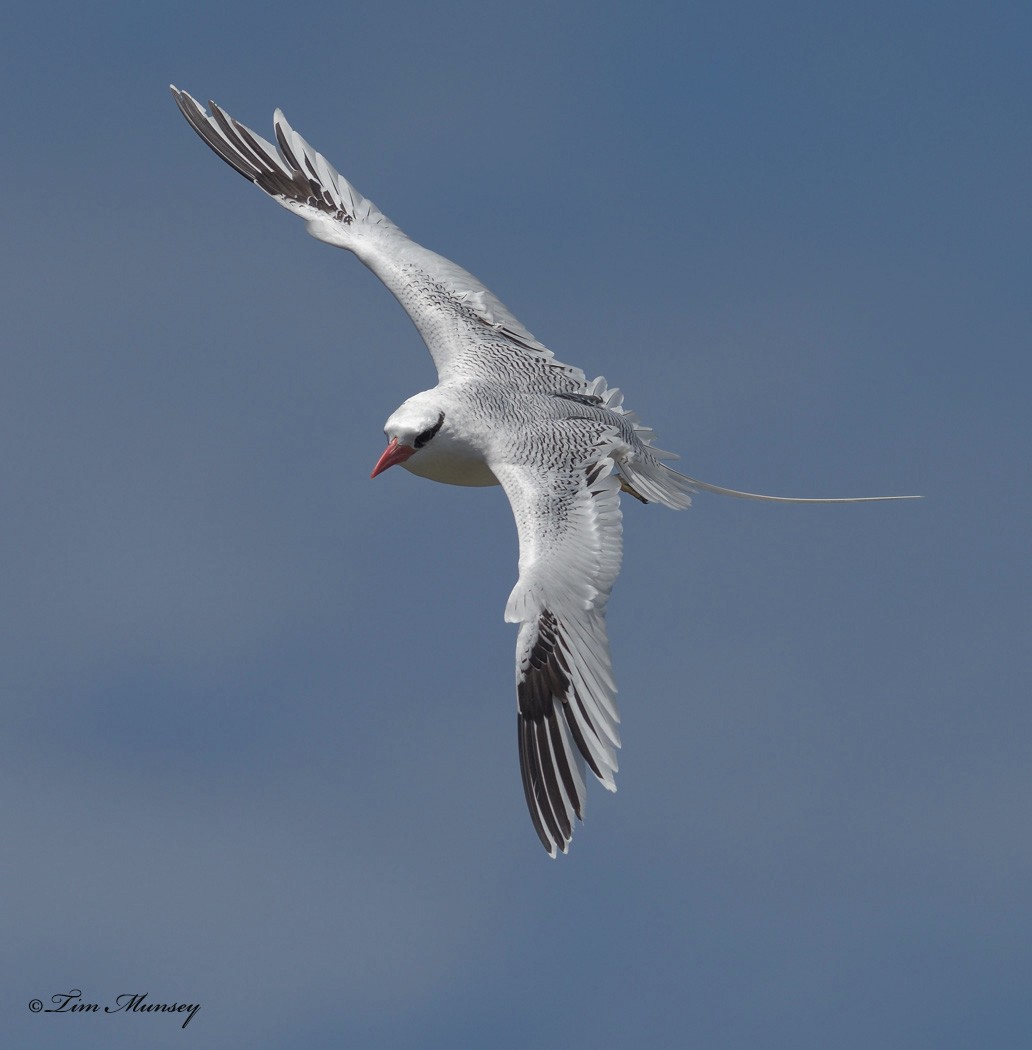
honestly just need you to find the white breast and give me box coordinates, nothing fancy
[402,435,499,487]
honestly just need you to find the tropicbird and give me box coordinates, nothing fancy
[171,88,915,856]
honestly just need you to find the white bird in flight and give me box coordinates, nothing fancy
[171,88,915,857]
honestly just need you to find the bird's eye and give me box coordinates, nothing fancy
[414,412,445,449]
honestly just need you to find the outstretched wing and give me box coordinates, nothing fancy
[492,430,626,857]
[171,87,586,390]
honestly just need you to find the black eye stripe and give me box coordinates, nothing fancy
[414,412,445,449]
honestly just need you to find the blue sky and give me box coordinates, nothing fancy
[3,1,1030,1047]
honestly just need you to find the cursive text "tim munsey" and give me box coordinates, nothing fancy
[44,989,200,1029]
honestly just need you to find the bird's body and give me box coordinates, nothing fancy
[172,87,914,856]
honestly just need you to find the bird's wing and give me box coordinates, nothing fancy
[491,426,627,857]
[171,87,586,390]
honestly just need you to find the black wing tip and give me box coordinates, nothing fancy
[517,620,592,858]
[519,713,574,858]
[169,84,201,117]
[170,88,357,223]
[515,607,625,856]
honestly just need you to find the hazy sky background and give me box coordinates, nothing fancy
[3,1,1030,1047]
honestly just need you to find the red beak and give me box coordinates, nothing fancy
[371,437,416,478]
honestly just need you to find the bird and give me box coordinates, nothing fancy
[171,87,916,856]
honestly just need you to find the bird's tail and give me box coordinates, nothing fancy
[676,474,920,504]
[617,455,920,511]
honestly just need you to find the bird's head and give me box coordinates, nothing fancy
[371,395,446,478]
